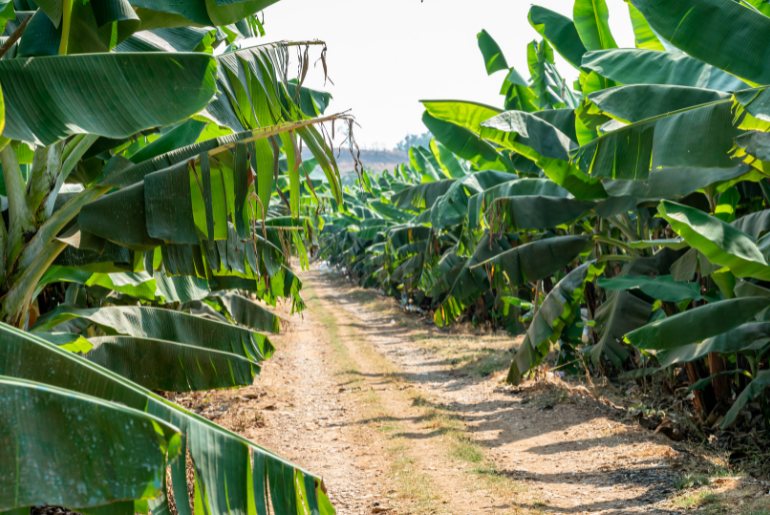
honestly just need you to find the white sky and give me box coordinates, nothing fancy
[262,0,634,149]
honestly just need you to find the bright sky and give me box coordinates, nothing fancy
[262,0,634,149]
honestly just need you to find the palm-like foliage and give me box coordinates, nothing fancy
[319,0,770,433]
[0,1,346,513]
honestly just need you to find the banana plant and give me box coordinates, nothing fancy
[318,0,770,433]
[0,1,345,513]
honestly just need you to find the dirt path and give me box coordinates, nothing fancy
[174,267,770,514]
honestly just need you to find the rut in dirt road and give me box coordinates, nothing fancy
[176,268,739,514]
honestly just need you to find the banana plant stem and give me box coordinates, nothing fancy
[59,0,73,56]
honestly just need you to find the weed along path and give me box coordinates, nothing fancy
[173,267,768,515]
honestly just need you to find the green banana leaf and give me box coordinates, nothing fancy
[486,195,594,230]
[480,110,606,199]
[631,0,770,85]
[722,370,770,427]
[130,0,280,27]
[625,296,770,350]
[598,274,702,302]
[392,179,456,210]
[732,130,770,171]
[536,108,578,141]
[128,119,207,164]
[210,292,282,333]
[477,29,508,75]
[500,66,540,112]
[433,234,511,327]
[586,84,728,123]
[627,2,664,51]
[33,305,273,362]
[81,124,337,263]
[467,178,569,228]
[430,139,468,179]
[480,109,575,160]
[408,146,443,180]
[573,0,617,51]
[508,262,604,384]
[602,165,749,200]
[528,40,572,109]
[205,43,342,205]
[732,209,770,240]
[422,100,502,135]
[658,200,770,281]
[573,100,736,180]
[591,290,649,367]
[657,322,770,368]
[0,375,179,513]
[38,266,158,301]
[592,249,686,366]
[733,86,770,131]
[35,0,278,29]
[421,104,514,172]
[425,180,473,229]
[0,323,332,514]
[528,5,586,69]
[117,27,218,53]
[472,235,591,286]
[20,2,140,56]
[369,201,414,223]
[154,274,211,303]
[0,53,217,145]
[86,336,260,391]
[421,170,514,229]
[580,49,747,91]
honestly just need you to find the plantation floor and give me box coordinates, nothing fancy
[173,266,770,514]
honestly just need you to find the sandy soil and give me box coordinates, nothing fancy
[172,267,770,515]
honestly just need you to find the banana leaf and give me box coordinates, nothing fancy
[508,262,604,384]
[581,49,747,91]
[657,322,770,367]
[0,323,332,514]
[0,374,180,513]
[658,200,770,281]
[631,0,770,85]
[0,53,217,145]
[625,296,770,350]
[473,235,591,286]
[528,5,586,68]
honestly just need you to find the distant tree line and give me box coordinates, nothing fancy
[396,131,432,151]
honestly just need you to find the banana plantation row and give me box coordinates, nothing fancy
[0,0,341,513]
[319,0,770,459]
[1,0,769,513]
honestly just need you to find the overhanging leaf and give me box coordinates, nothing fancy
[0,53,217,145]
[473,235,591,286]
[86,336,260,391]
[625,297,770,350]
[0,323,331,514]
[34,305,274,362]
[722,370,770,427]
[0,375,180,512]
[658,200,770,281]
[598,274,702,302]
[573,100,736,180]
[657,322,770,368]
